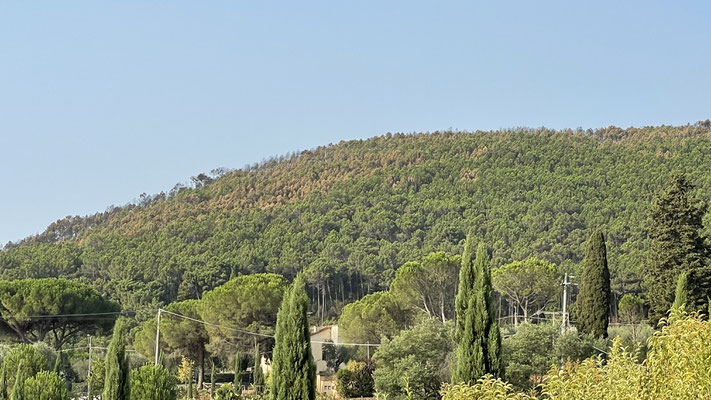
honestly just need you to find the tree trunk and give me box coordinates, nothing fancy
[197,346,205,389]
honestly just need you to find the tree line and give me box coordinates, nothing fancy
[3,123,711,323]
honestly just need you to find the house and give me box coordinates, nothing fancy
[316,372,338,396]
[310,325,340,373]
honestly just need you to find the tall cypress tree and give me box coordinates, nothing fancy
[0,363,7,400]
[9,361,24,400]
[233,352,242,390]
[455,234,476,340]
[102,319,130,400]
[645,174,709,325]
[271,274,316,400]
[577,229,611,338]
[453,241,503,383]
[209,360,216,400]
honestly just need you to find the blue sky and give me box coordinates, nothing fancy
[1,1,710,245]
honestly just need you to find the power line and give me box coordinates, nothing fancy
[26,311,133,319]
[158,308,380,347]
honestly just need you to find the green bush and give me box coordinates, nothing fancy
[130,364,177,400]
[1,344,47,393]
[373,318,452,400]
[214,383,240,400]
[336,360,373,398]
[22,371,69,400]
[503,323,558,390]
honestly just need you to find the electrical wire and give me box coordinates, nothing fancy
[158,308,380,347]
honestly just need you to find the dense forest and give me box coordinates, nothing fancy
[3,122,711,321]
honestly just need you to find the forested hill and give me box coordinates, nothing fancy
[3,123,711,320]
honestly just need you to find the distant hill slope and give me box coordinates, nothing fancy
[3,122,711,319]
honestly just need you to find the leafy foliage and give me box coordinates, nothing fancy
[390,252,460,322]
[338,291,412,344]
[21,371,69,400]
[0,278,119,348]
[130,364,177,400]
[492,258,559,323]
[644,174,709,325]
[442,375,536,400]
[372,318,452,400]
[198,274,286,355]
[1,344,46,394]
[336,360,373,398]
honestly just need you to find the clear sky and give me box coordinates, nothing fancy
[1,1,710,245]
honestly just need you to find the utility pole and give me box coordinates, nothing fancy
[87,335,92,400]
[561,273,576,334]
[154,308,162,366]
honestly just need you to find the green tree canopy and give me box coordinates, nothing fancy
[645,174,709,325]
[0,278,120,348]
[492,258,559,324]
[390,251,460,323]
[198,274,286,355]
[372,318,452,400]
[338,291,413,344]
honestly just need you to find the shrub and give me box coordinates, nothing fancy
[1,344,47,392]
[214,383,240,400]
[22,371,69,400]
[130,364,177,400]
[336,360,373,398]
[442,375,536,400]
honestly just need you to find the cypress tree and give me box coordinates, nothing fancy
[453,241,503,383]
[0,363,7,400]
[9,361,24,400]
[577,229,611,338]
[233,352,242,390]
[187,367,193,399]
[672,268,711,315]
[270,274,316,400]
[673,270,689,310]
[253,345,265,392]
[209,360,216,400]
[455,234,476,341]
[102,318,130,400]
[645,174,709,325]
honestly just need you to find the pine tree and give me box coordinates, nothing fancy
[102,319,130,400]
[645,174,709,325]
[453,241,503,383]
[271,274,316,400]
[253,345,264,392]
[577,229,611,338]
